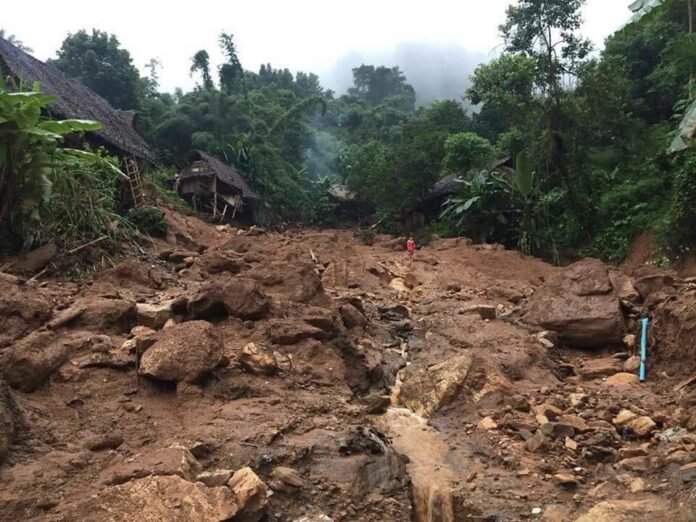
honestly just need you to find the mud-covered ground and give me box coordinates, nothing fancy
[1,211,695,522]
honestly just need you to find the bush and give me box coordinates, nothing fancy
[144,167,192,214]
[127,205,168,237]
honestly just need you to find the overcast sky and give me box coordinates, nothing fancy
[4,0,632,97]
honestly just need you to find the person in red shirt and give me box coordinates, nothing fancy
[406,237,416,256]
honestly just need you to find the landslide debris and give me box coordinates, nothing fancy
[0,216,694,522]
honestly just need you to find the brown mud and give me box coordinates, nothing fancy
[0,213,695,521]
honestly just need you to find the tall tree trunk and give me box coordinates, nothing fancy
[689,0,694,33]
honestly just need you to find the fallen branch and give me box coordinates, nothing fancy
[68,235,108,255]
[28,268,48,282]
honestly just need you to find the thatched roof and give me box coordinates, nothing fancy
[180,151,260,200]
[0,38,155,163]
[425,157,513,202]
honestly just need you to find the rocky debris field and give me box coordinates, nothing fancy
[1,212,696,521]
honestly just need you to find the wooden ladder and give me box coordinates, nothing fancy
[124,156,145,208]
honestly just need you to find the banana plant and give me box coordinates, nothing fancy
[0,82,106,243]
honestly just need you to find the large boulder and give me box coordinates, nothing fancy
[70,296,137,334]
[139,321,223,383]
[101,445,202,485]
[3,331,77,392]
[188,279,270,321]
[267,320,326,345]
[522,259,626,348]
[0,273,52,347]
[398,354,473,417]
[227,467,269,522]
[71,475,238,521]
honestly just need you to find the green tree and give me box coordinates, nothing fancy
[442,132,495,174]
[190,50,214,90]
[51,29,143,110]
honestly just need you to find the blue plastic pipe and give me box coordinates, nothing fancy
[639,317,649,382]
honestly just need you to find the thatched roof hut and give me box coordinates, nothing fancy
[176,151,259,221]
[0,37,155,163]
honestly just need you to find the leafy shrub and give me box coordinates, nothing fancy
[144,167,192,214]
[0,85,127,251]
[442,132,495,174]
[127,205,168,237]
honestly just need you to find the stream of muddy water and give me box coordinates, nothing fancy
[378,334,457,522]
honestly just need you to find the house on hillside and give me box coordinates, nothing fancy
[175,151,260,222]
[402,157,515,230]
[0,38,155,206]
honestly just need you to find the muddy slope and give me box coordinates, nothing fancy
[0,217,695,522]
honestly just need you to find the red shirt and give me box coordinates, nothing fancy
[407,239,416,252]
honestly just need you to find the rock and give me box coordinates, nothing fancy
[294,516,333,522]
[538,338,555,349]
[70,475,238,521]
[365,395,392,415]
[508,394,531,412]
[8,243,58,274]
[477,416,498,431]
[460,304,497,320]
[339,303,368,329]
[629,478,646,493]
[626,416,656,437]
[267,321,326,345]
[622,334,636,350]
[4,331,74,392]
[197,251,243,274]
[617,456,661,472]
[613,409,638,427]
[160,250,200,263]
[569,393,588,407]
[604,373,640,386]
[622,356,641,373]
[398,354,472,417]
[269,466,305,491]
[102,446,202,485]
[619,445,649,459]
[71,297,137,333]
[677,461,696,481]
[139,321,223,383]
[554,473,579,489]
[525,431,548,453]
[84,434,124,451]
[578,358,624,379]
[303,308,342,337]
[189,279,271,321]
[565,437,578,451]
[196,469,234,487]
[135,302,174,330]
[238,343,278,376]
[575,498,671,522]
[389,278,409,293]
[533,403,563,421]
[633,268,675,299]
[522,259,626,348]
[544,422,575,439]
[228,467,268,522]
[0,273,52,347]
[558,415,590,433]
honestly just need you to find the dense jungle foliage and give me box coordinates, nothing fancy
[3,0,696,264]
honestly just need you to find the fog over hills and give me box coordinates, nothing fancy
[319,41,488,106]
